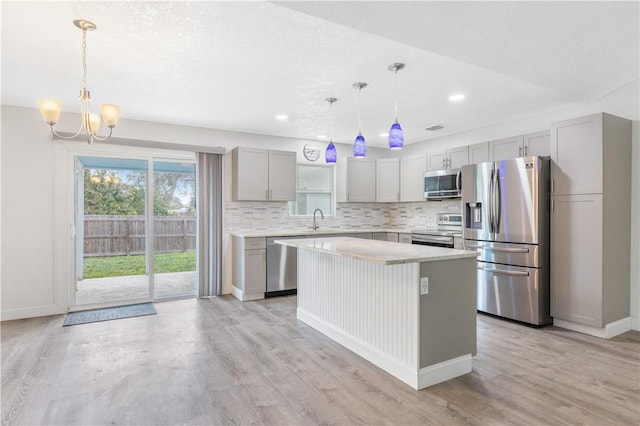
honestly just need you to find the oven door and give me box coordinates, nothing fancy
[411,234,454,248]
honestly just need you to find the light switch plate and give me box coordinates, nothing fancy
[420,277,429,295]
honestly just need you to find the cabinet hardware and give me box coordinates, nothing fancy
[551,198,555,213]
[519,146,522,156]
[524,146,528,156]
[551,179,555,193]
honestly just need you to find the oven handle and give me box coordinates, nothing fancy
[464,244,529,253]
[477,266,530,277]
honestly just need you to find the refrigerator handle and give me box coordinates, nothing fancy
[494,168,501,231]
[477,266,530,277]
[488,168,495,234]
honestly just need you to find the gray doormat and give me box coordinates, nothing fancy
[63,303,156,326]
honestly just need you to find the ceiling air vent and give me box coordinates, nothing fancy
[425,125,444,131]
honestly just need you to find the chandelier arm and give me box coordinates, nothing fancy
[88,128,114,142]
[50,124,85,140]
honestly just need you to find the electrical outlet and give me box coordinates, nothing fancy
[420,277,429,295]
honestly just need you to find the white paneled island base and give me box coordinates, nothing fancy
[277,237,478,390]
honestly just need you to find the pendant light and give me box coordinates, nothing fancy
[324,97,337,163]
[352,82,367,158]
[388,63,405,150]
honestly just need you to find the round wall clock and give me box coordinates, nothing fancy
[303,144,321,161]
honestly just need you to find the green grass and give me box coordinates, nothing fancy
[83,251,196,279]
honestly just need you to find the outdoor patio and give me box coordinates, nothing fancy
[75,271,197,305]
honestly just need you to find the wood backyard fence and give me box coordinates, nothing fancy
[83,215,196,257]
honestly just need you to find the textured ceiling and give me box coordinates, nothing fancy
[2,1,638,147]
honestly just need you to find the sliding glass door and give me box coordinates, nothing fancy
[74,156,197,308]
[152,161,197,299]
[75,157,150,306]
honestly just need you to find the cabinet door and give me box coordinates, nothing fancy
[468,142,489,165]
[372,232,387,241]
[346,158,376,202]
[427,152,446,171]
[447,146,469,169]
[268,150,296,201]
[489,135,524,161]
[551,114,603,195]
[245,249,266,296]
[400,155,426,202]
[398,233,412,244]
[376,158,400,202]
[524,130,550,157]
[550,194,603,327]
[233,147,269,201]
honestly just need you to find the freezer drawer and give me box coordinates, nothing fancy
[464,240,542,268]
[476,261,551,325]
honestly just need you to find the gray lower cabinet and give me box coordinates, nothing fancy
[453,235,463,250]
[372,232,398,242]
[232,236,266,301]
[398,233,412,244]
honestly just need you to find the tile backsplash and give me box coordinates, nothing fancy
[224,200,462,233]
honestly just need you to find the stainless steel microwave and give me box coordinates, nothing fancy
[424,169,462,200]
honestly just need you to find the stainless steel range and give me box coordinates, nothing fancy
[411,213,462,248]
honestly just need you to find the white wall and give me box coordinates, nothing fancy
[2,75,639,327]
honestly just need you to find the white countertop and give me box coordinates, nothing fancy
[231,228,413,238]
[275,236,477,265]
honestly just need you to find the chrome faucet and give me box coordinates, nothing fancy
[312,208,325,231]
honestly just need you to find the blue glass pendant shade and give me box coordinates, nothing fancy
[389,120,404,150]
[325,141,337,163]
[353,132,367,158]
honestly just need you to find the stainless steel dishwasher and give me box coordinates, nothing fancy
[266,237,298,297]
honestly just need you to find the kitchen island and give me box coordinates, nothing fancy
[275,237,478,390]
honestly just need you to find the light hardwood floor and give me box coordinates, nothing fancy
[2,296,638,425]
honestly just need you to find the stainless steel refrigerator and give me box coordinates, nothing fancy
[462,156,551,326]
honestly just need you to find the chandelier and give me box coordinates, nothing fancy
[39,19,120,145]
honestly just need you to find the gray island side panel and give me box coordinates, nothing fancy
[419,257,477,368]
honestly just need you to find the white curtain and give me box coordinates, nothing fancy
[197,153,222,297]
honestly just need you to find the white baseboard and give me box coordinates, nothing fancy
[418,355,473,389]
[298,308,472,390]
[230,286,264,302]
[1,304,65,321]
[632,316,640,331]
[554,317,632,339]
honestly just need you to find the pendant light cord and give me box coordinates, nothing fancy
[394,69,398,120]
[358,86,362,132]
[81,29,88,90]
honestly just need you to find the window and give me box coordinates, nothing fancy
[289,164,335,216]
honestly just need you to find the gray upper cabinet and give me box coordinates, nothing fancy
[376,158,400,202]
[524,130,551,157]
[489,131,550,161]
[232,147,296,201]
[268,150,297,201]
[489,135,525,161]
[346,157,376,202]
[400,155,427,202]
[427,146,469,171]
[551,116,603,195]
[468,142,489,164]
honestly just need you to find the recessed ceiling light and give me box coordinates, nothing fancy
[317,135,327,139]
[275,114,288,120]
[449,93,465,102]
[379,132,389,138]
